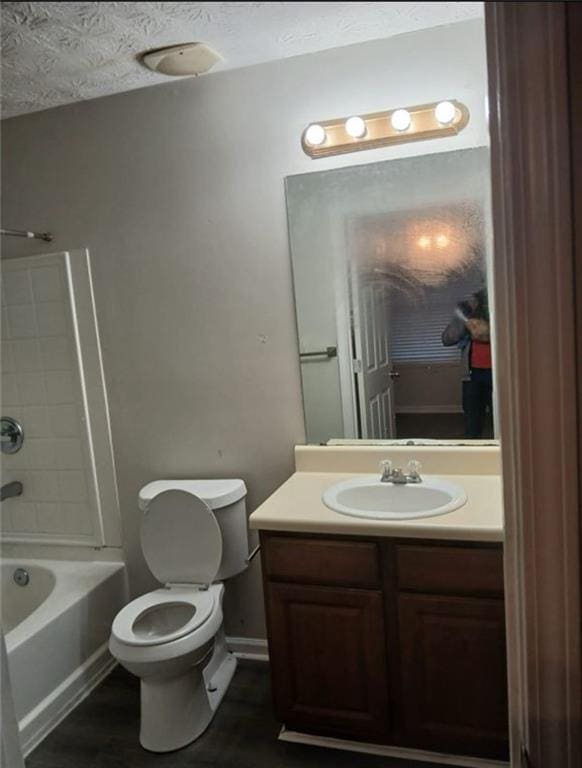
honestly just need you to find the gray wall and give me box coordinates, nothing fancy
[1,20,487,639]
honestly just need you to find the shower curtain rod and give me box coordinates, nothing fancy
[0,228,53,243]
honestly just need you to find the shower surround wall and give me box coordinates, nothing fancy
[1,21,489,639]
[1,253,121,547]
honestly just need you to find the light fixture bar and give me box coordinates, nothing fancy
[301,100,469,159]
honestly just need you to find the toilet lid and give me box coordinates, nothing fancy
[140,489,222,585]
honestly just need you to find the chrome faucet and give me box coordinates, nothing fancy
[379,460,422,484]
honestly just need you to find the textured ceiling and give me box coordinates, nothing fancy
[1,2,483,119]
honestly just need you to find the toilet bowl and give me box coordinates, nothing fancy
[109,479,248,753]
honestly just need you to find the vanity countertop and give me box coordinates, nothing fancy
[249,446,504,542]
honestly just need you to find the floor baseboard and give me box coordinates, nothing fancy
[225,635,269,661]
[279,728,509,768]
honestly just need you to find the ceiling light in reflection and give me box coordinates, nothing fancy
[405,220,469,285]
[436,234,449,248]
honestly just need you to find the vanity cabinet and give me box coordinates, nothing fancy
[393,543,508,758]
[263,535,389,740]
[266,583,389,741]
[260,532,508,761]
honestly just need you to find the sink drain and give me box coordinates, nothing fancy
[14,568,29,587]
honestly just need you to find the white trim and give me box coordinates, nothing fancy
[20,643,116,757]
[279,728,508,768]
[1,533,98,547]
[330,208,357,439]
[63,251,105,546]
[66,249,122,547]
[225,636,269,662]
[0,542,124,561]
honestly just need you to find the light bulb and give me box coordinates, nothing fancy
[345,116,366,139]
[391,109,411,132]
[304,123,326,147]
[436,234,449,248]
[435,101,456,125]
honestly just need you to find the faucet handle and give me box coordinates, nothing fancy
[406,460,422,480]
[379,459,392,479]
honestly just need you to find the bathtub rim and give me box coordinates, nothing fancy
[1,561,56,635]
[2,557,126,653]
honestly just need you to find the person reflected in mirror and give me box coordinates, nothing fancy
[442,288,493,438]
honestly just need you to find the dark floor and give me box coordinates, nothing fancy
[395,413,465,440]
[27,661,454,768]
[395,412,493,440]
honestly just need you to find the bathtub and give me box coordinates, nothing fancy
[1,558,127,755]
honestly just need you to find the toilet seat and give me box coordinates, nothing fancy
[112,490,226,651]
[140,489,223,586]
[111,587,215,647]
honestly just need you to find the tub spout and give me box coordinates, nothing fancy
[1,481,23,501]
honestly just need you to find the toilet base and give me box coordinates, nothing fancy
[139,630,237,753]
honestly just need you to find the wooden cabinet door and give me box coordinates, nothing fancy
[266,582,390,742]
[396,593,509,760]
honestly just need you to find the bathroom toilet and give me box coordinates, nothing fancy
[109,479,248,753]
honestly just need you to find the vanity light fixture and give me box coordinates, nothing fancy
[304,123,326,147]
[390,109,411,132]
[345,116,367,139]
[301,100,469,159]
[435,100,456,125]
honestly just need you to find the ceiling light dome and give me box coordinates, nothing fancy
[141,43,222,76]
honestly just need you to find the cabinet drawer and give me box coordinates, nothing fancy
[262,534,381,589]
[396,544,504,596]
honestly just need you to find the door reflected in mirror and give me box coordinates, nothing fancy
[286,148,494,444]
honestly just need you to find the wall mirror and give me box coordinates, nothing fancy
[286,148,495,444]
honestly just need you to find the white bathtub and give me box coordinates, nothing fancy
[1,558,127,755]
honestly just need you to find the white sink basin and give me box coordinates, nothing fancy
[322,476,467,520]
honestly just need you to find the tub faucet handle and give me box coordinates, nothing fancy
[379,459,393,482]
[406,460,422,482]
[0,480,23,501]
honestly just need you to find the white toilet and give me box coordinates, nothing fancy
[109,479,248,753]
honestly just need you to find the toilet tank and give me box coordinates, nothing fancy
[138,479,249,581]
